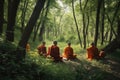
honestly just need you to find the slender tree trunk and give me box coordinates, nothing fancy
[103,18,120,52]
[106,1,120,43]
[17,0,46,59]
[94,0,102,46]
[101,0,105,45]
[106,14,113,43]
[0,0,4,35]
[79,0,88,49]
[6,0,20,42]
[32,8,44,42]
[39,0,50,41]
[72,0,82,48]
[21,0,28,33]
[86,12,90,47]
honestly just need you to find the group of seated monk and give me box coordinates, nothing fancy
[87,42,106,60]
[37,41,77,62]
[27,41,106,62]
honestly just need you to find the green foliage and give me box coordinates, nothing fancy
[0,41,16,54]
[0,54,44,80]
[56,35,65,42]
[0,41,120,80]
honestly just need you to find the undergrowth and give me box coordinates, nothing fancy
[0,41,120,80]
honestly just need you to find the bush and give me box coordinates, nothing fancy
[57,36,65,42]
[0,41,16,54]
[0,42,45,80]
[0,53,46,80]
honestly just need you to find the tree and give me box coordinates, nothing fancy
[17,0,46,59]
[103,17,120,52]
[94,0,102,46]
[39,0,50,41]
[79,0,89,48]
[20,0,28,33]
[101,0,105,45]
[106,1,120,43]
[0,0,4,35]
[72,0,82,48]
[6,0,20,42]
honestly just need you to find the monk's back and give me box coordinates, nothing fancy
[50,45,60,57]
[64,46,73,56]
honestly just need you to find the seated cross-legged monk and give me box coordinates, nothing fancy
[49,41,62,62]
[62,42,76,60]
[37,42,47,56]
[87,42,99,60]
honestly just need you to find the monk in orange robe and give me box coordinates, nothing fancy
[99,50,106,59]
[26,43,30,52]
[37,42,47,56]
[49,41,62,62]
[62,42,76,60]
[87,42,99,60]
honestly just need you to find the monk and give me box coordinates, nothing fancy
[62,42,76,60]
[87,42,99,60]
[99,50,106,59]
[26,43,30,52]
[49,41,62,62]
[37,42,47,56]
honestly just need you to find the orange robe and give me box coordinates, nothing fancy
[26,43,30,52]
[87,46,99,60]
[50,45,62,61]
[62,46,76,60]
[47,47,51,56]
[99,51,106,58]
[37,45,47,56]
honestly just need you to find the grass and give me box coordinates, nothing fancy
[1,39,120,80]
[25,40,120,80]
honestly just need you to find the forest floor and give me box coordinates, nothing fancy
[64,55,120,80]
[28,50,120,80]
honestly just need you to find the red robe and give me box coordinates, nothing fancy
[37,45,47,55]
[87,46,99,60]
[50,45,62,61]
[62,46,76,60]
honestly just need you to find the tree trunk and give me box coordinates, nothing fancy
[72,0,82,48]
[103,18,120,52]
[32,8,44,42]
[79,0,88,49]
[94,0,102,46]
[0,0,4,35]
[21,0,28,33]
[6,0,20,42]
[86,12,90,47]
[101,0,105,45]
[17,0,46,59]
[39,0,50,41]
[106,1,120,43]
